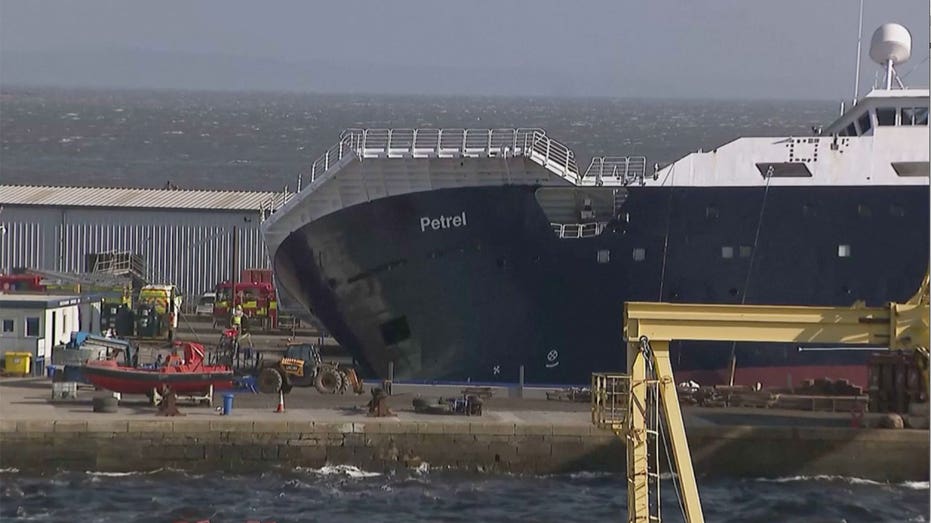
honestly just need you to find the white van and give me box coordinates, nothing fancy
[195,292,216,317]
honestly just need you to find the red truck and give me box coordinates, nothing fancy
[213,269,279,331]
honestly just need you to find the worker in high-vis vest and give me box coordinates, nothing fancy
[231,305,244,332]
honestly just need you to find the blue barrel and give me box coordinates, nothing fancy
[222,393,235,415]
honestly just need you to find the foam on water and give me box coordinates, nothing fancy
[757,475,929,489]
[295,464,382,478]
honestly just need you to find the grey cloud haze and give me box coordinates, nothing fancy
[1,0,927,99]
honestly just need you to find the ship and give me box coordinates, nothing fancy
[261,23,929,387]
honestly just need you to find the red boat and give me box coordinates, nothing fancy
[82,341,233,395]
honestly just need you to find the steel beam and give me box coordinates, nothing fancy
[625,301,928,351]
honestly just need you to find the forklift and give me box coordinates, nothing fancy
[214,331,363,395]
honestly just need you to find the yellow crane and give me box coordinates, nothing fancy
[592,272,929,523]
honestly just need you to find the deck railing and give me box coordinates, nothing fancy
[551,222,605,239]
[300,127,585,190]
[265,128,596,217]
[342,128,543,159]
[584,156,648,185]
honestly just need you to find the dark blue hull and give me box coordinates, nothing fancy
[273,184,928,385]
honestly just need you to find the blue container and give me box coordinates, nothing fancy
[222,393,235,415]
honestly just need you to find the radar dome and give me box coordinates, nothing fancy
[869,23,911,65]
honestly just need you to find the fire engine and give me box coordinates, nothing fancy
[213,280,278,331]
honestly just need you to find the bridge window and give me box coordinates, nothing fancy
[2,319,13,333]
[597,250,610,264]
[876,108,896,126]
[632,248,645,262]
[901,107,929,126]
[721,246,734,259]
[843,123,857,136]
[857,112,872,134]
[756,163,812,178]
[857,204,871,217]
[837,244,851,258]
[916,107,929,125]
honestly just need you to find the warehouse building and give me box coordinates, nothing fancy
[0,185,291,301]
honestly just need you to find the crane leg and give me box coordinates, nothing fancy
[652,341,704,523]
[627,341,650,522]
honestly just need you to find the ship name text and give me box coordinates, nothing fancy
[420,211,467,232]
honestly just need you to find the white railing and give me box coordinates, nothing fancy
[341,128,543,159]
[307,132,359,186]
[528,130,581,181]
[584,156,648,185]
[266,128,590,217]
[259,189,294,220]
[551,222,605,239]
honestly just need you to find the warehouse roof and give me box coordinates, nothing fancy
[0,185,286,211]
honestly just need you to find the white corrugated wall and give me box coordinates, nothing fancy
[0,206,269,300]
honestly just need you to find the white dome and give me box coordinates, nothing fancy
[869,23,911,65]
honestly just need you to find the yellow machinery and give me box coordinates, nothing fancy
[592,273,929,523]
[135,284,182,339]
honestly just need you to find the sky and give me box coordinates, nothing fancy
[0,0,927,99]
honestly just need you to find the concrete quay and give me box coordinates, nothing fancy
[0,378,927,481]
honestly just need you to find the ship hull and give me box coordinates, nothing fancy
[273,183,928,386]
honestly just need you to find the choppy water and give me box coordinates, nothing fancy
[0,87,836,191]
[1,467,927,522]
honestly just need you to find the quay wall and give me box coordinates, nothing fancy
[1,419,926,481]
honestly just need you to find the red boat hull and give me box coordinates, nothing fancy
[83,360,233,395]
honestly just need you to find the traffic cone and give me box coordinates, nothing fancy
[274,391,285,413]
